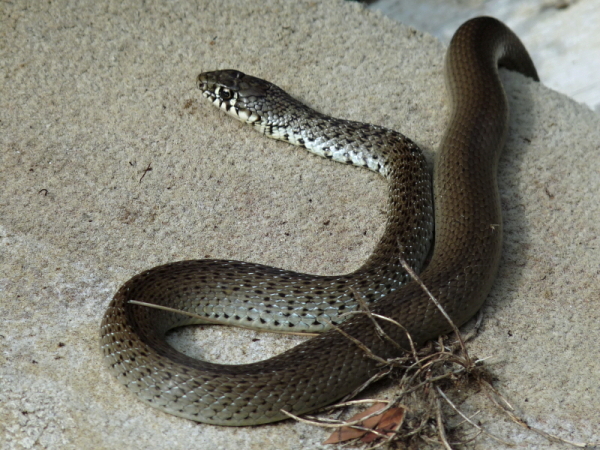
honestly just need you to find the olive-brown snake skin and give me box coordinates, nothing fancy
[100,17,538,426]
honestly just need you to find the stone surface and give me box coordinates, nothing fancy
[371,0,600,112]
[1,1,599,449]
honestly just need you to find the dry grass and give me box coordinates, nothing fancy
[277,257,600,449]
[133,256,598,449]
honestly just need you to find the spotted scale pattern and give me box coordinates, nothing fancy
[101,17,538,426]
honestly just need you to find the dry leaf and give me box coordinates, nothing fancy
[360,407,405,443]
[324,402,405,444]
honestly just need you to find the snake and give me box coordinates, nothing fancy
[100,17,538,426]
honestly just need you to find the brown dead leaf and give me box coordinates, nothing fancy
[360,407,406,443]
[323,403,386,444]
[323,402,405,445]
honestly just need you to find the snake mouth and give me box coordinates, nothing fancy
[198,88,261,125]
[200,88,217,102]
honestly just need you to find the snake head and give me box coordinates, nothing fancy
[197,70,274,124]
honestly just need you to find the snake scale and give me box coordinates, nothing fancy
[100,17,538,426]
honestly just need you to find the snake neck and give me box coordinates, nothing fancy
[250,93,411,179]
[251,100,435,290]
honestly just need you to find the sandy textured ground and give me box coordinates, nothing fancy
[371,0,600,112]
[1,1,599,449]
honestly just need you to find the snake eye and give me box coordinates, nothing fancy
[220,89,232,100]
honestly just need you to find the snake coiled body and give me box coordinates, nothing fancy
[100,17,538,426]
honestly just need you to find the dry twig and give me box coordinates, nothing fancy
[131,283,599,449]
